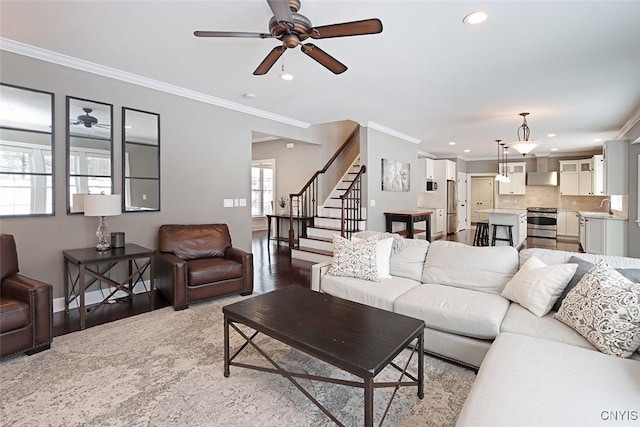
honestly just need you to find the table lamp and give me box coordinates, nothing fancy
[84,193,121,251]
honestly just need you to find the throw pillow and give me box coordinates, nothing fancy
[553,256,640,312]
[328,235,380,282]
[389,239,430,282]
[353,237,393,279]
[554,260,640,358]
[501,256,578,317]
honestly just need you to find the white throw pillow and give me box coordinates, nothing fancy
[353,237,393,279]
[501,256,578,317]
[328,235,379,282]
[554,260,640,358]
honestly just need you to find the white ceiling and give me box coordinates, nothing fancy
[1,0,639,159]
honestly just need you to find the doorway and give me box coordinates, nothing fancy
[470,176,494,224]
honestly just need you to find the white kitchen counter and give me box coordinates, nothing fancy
[477,208,527,215]
[578,211,628,221]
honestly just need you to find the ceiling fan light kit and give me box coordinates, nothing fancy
[510,112,540,156]
[194,0,382,76]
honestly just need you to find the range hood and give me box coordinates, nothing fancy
[526,157,558,186]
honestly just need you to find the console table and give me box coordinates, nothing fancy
[63,244,155,330]
[266,214,312,248]
[384,210,433,241]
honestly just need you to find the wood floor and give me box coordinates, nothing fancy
[53,228,579,337]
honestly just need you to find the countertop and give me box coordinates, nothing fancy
[477,208,527,215]
[578,211,628,221]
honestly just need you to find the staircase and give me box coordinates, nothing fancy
[291,160,366,263]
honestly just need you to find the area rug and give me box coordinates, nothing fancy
[0,294,476,426]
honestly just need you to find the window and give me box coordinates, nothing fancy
[251,160,274,217]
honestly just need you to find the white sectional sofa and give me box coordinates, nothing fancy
[311,238,640,426]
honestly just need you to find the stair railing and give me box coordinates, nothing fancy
[288,126,360,247]
[340,165,366,239]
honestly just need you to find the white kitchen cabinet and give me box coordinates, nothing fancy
[518,212,527,245]
[580,214,628,256]
[435,208,445,234]
[445,160,456,181]
[558,211,579,238]
[579,215,586,250]
[591,154,604,195]
[498,162,526,195]
[578,159,593,195]
[560,162,579,195]
[425,158,435,180]
[603,140,629,195]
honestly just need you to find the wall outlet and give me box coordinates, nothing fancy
[223,199,234,208]
[370,200,376,207]
[234,199,240,207]
[142,194,147,201]
[239,198,247,207]
[572,200,577,205]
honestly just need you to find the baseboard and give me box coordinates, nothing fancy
[52,280,151,313]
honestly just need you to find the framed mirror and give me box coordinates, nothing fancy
[122,108,160,212]
[67,97,113,214]
[0,83,55,217]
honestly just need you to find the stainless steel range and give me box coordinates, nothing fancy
[527,207,558,239]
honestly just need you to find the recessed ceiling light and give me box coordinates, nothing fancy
[448,141,456,145]
[547,133,556,137]
[594,138,603,142]
[463,11,489,25]
[550,148,559,152]
[243,92,256,99]
[464,149,471,153]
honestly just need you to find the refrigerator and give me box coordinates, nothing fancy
[447,180,458,235]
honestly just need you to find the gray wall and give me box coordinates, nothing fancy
[361,127,423,232]
[0,51,310,299]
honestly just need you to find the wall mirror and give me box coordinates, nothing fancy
[122,108,160,212]
[67,96,113,213]
[0,83,54,217]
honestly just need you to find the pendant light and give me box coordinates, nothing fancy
[501,143,511,183]
[494,139,510,183]
[510,112,539,156]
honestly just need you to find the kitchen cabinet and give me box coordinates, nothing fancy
[559,161,579,195]
[498,162,526,195]
[578,159,593,195]
[579,213,628,256]
[434,208,445,235]
[603,140,629,195]
[579,215,586,250]
[444,160,456,181]
[558,211,579,238]
[591,154,604,195]
[425,158,435,180]
[560,159,601,196]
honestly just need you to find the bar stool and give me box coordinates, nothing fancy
[491,224,514,246]
[473,222,489,246]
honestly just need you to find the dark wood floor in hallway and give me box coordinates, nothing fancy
[53,228,579,337]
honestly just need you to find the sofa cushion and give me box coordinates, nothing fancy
[328,235,380,282]
[455,333,640,427]
[159,224,231,260]
[422,241,519,295]
[389,239,430,282]
[393,284,510,339]
[520,247,640,269]
[321,275,420,311]
[187,258,243,286]
[554,260,640,358]
[501,256,577,317]
[0,298,30,333]
[501,303,596,351]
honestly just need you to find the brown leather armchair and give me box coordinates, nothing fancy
[156,224,253,310]
[0,234,53,358]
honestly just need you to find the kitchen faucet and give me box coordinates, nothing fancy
[600,199,613,215]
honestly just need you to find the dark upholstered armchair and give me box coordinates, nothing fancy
[156,224,253,310]
[0,234,53,358]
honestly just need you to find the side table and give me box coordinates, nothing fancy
[63,243,155,330]
[384,210,433,241]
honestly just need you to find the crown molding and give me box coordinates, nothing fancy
[617,105,640,140]
[0,37,310,129]
[364,121,421,144]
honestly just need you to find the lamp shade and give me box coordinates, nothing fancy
[509,141,539,156]
[84,194,121,217]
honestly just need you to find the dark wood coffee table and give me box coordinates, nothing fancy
[223,287,425,427]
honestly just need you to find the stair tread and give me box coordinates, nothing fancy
[294,247,334,256]
[299,236,333,242]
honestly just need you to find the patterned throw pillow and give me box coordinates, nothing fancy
[554,260,640,358]
[328,235,380,282]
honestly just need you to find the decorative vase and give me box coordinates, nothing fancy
[280,207,286,215]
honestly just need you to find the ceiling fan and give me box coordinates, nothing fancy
[70,108,110,129]
[194,0,383,75]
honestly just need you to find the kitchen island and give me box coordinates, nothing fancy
[478,209,527,248]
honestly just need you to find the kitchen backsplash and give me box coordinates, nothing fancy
[496,185,628,216]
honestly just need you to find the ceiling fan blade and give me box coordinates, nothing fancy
[253,45,287,75]
[310,18,383,39]
[194,31,273,39]
[267,0,294,25]
[301,44,347,74]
